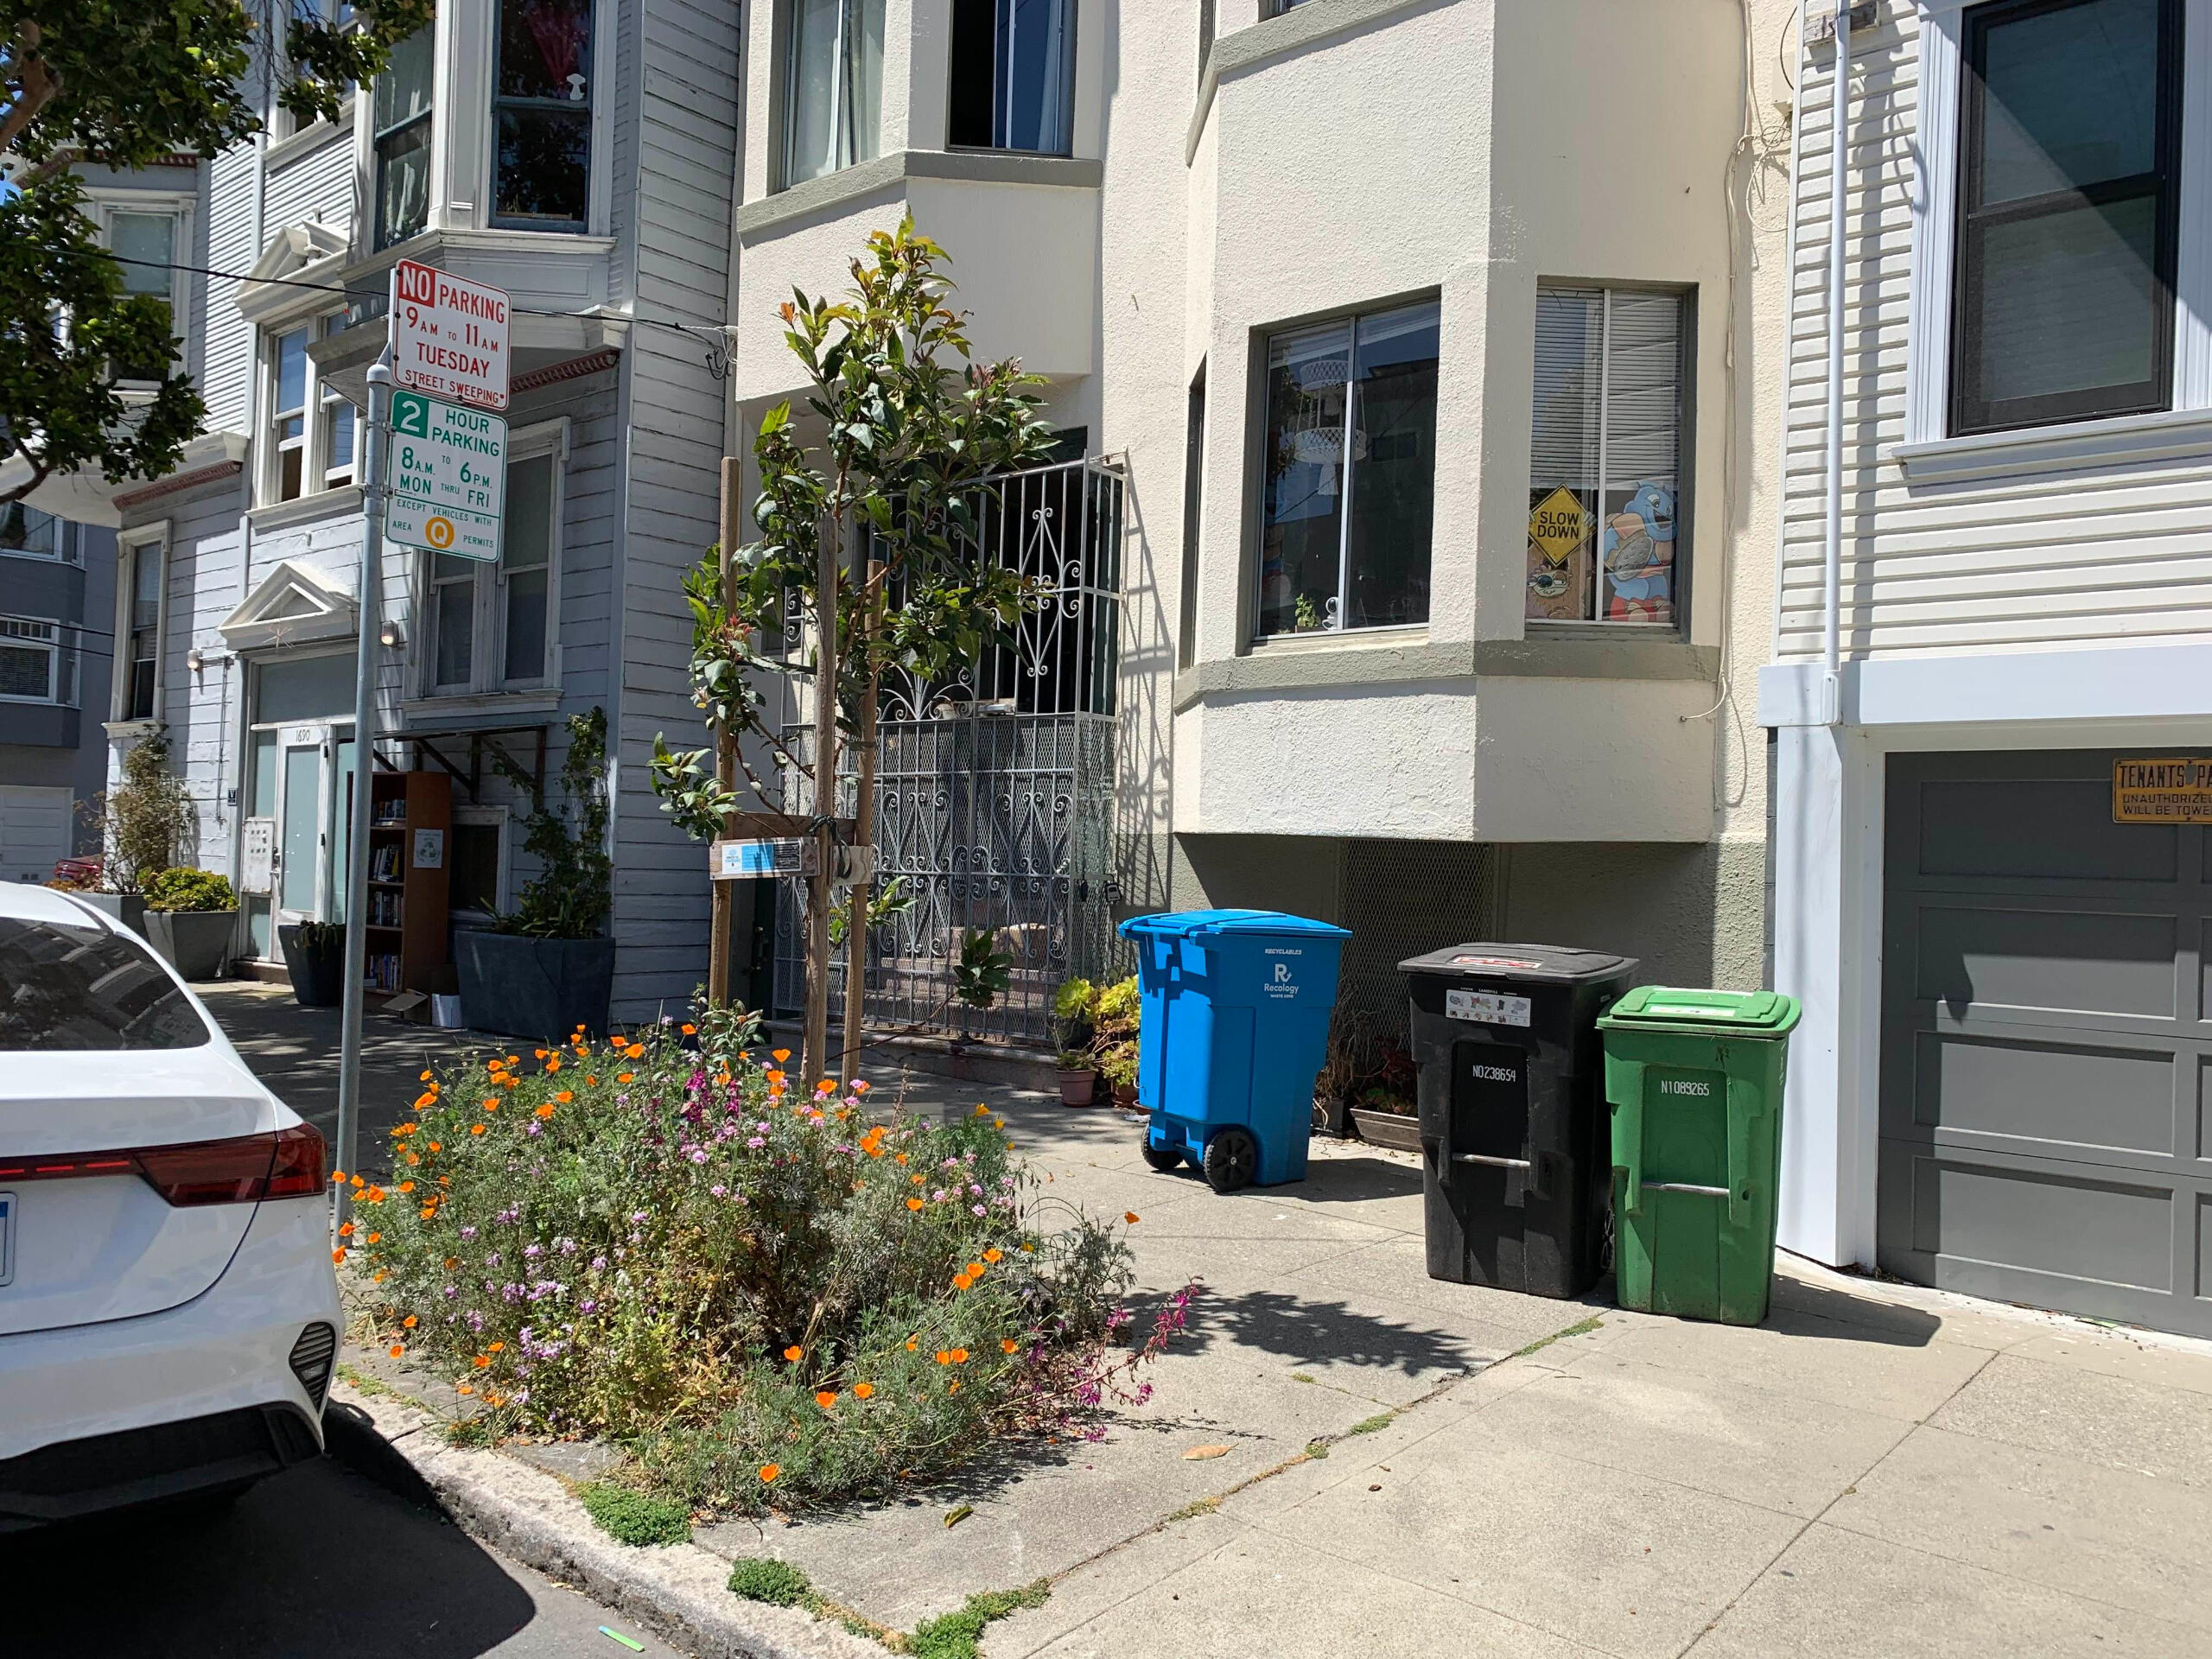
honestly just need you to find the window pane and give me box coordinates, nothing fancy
[1528,288,1601,621]
[1974,194,2161,405]
[375,26,435,133]
[1000,0,1075,153]
[501,454,555,570]
[1343,302,1437,631]
[0,918,209,1051]
[504,569,548,681]
[279,446,304,502]
[280,744,321,912]
[1980,0,2161,202]
[498,0,590,99]
[110,213,176,299]
[496,110,591,225]
[1257,321,1351,637]
[448,823,502,913]
[1600,290,1683,626]
[377,122,433,249]
[251,728,279,816]
[436,577,476,687]
[276,330,309,412]
[0,644,50,699]
[786,0,882,184]
[131,544,162,626]
[327,396,356,480]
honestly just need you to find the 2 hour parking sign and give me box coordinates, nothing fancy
[384,389,506,561]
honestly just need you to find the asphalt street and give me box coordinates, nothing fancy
[3,1405,688,1658]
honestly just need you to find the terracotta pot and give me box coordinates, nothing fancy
[1111,1082,1138,1109]
[1057,1067,1097,1107]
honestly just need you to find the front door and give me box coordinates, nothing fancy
[269,725,354,936]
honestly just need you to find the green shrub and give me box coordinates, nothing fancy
[907,1582,1052,1659]
[580,1482,692,1547]
[726,1557,812,1606]
[359,1006,1189,1518]
[141,867,236,912]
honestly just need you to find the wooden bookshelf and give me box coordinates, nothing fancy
[364,769,452,995]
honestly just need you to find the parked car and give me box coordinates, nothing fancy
[0,884,339,1529]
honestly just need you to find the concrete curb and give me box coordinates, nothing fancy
[329,1381,880,1659]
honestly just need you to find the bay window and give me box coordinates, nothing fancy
[424,435,563,697]
[1526,283,1689,627]
[1255,299,1439,639]
[493,0,594,230]
[108,209,185,383]
[784,0,884,187]
[1950,0,2179,435]
[0,619,60,703]
[948,0,1076,155]
[374,25,434,249]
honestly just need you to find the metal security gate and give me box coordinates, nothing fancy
[1879,749,2212,1338]
[772,457,1128,1046]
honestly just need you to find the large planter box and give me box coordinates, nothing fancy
[145,909,238,981]
[1351,1108,1422,1153]
[279,925,346,1009]
[74,892,148,939]
[456,931,615,1041]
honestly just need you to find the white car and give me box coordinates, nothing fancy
[0,883,340,1529]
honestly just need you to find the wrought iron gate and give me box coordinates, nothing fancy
[772,456,1128,1046]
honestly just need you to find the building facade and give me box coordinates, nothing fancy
[0,508,114,883]
[1768,0,2212,1337]
[732,0,1796,1044]
[11,0,742,1023]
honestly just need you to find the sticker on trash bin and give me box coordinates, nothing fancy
[1446,988,1532,1027]
[1451,955,1543,970]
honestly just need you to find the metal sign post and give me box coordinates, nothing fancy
[334,264,510,1233]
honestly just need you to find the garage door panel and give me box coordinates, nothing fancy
[1910,1028,2178,1157]
[1883,1143,2182,1298]
[1917,779,2177,882]
[1913,902,2177,1019]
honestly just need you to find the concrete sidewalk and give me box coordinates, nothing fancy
[201,990,2212,1658]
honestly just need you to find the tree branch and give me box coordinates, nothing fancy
[0,27,63,158]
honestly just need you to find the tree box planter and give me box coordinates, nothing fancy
[279,925,346,1009]
[1057,1068,1097,1107]
[146,909,238,981]
[1351,1108,1422,1153]
[456,931,616,1041]
[74,892,148,939]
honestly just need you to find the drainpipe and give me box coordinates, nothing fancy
[1821,1,1851,726]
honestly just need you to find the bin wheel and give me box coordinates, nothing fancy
[1141,1141,1185,1173]
[1202,1127,1258,1194]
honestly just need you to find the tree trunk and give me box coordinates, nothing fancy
[801,505,842,1089]
[839,564,884,1084]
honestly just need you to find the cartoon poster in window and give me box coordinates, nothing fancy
[1600,482,1675,623]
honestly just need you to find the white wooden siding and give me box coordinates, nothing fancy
[1780,0,2212,661]
[264,130,356,236]
[200,146,258,435]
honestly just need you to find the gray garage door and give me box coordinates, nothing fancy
[1880,750,2212,1337]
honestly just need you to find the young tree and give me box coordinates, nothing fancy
[652,219,1058,1085]
[0,1,431,501]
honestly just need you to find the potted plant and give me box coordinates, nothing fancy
[456,709,617,1040]
[1052,976,1100,1106]
[280,919,347,1008]
[1347,1037,1421,1152]
[141,868,238,980]
[74,729,196,938]
[1093,976,1141,1108]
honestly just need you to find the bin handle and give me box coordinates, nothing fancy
[1452,1153,1532,1170]
[1613,1061,1647,1217]
[1643,1179,1728,1198]
[1725,1065,1762,1227]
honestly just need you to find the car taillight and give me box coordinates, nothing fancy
[0,1122,327,1207]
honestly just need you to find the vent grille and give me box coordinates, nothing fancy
[289,1321,337,1411]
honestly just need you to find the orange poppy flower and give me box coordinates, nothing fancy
[772,1048,791,1063]
[389,1344,404,1358]
[758,1464,779,1483]
[950,1348,969,1364]
[330,1169,346,1184]
[337,1222,355,1237]
[784,1345,804,1362]
[894,1153,907,1165]
[487,1342,504,1353]
[470,1124,486,1136]
[617,1073,634,1084]
[983,1248,1002,1263]
[681,1023,696,1035]
[906,1337,919,1351]
[935,1351,953,1365]
[953,1274,972,1290]
[1125,1212,1141,1224]
[365,1231,381,1244]
[331,1248,347,1264]
[968,1261,986,1276]
[429,1141,441,1152]
[906,1198,924,1211]
[556,1090,574,1103]
[545,1057,561,1073]
[949,1381,961,1395]
[911,1173,925,1185]
[1001,1338,1020,1354]
[853,1382,874,1400]
[457,1384,474,1396]
[403,1315,418,1328]
[397,1180,415,1193]
[585,1075,597,1087]
[474,1356,490,1369]
[814,1390,837,1410]
[419,1070,433,1082]
[483,1099,499,1113]
[626,1043,645,1059]
[443,1257,460,1270]
[405,1152,420,1166]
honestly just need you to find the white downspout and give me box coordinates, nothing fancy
[1821,1,1851,725]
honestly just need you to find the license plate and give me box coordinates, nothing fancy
[1446,988,1532,1027]
[0,1191,13,1288]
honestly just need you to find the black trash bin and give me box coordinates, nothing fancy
[1399,944,1637,1298]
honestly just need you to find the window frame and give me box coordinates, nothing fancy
[779,0,886,189]
[416,418,569,701]
[372,22,435,251]
[1179,360,1205,668]
[1948,0,2185,436]
[0,617,61,705]
[1524,280,1696,632]
[945,0,1078,156]
[488,0,597,232]
[259,312,363,505]
[88,194,193,389]
[1248,291,1443,645]
[0,505,78,563]
[113,524,169,726]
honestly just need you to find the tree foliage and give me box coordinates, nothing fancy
[0,0,433,500]
[494,706,613,941]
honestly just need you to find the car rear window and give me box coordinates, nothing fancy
[0,916,211,1050]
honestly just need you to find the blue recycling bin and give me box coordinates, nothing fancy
[1117,909,1351,1192]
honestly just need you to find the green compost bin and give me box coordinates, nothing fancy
[1599,987,1802,1325]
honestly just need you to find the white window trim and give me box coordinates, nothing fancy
[1899,0,2212,477]
[86,191,194,388]
[260,312,363,505]
[112,521,171,727]
[482,0,614,236]
[414,416,569,700]
[0,618,62,706]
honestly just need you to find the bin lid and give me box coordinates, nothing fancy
[1598,985,1802,1034]
[1396,942,1636,983]
[1117,908,1352,941]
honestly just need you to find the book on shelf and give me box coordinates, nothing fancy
[371,843,402,881]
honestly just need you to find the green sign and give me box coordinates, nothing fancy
[385,389,506,561]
